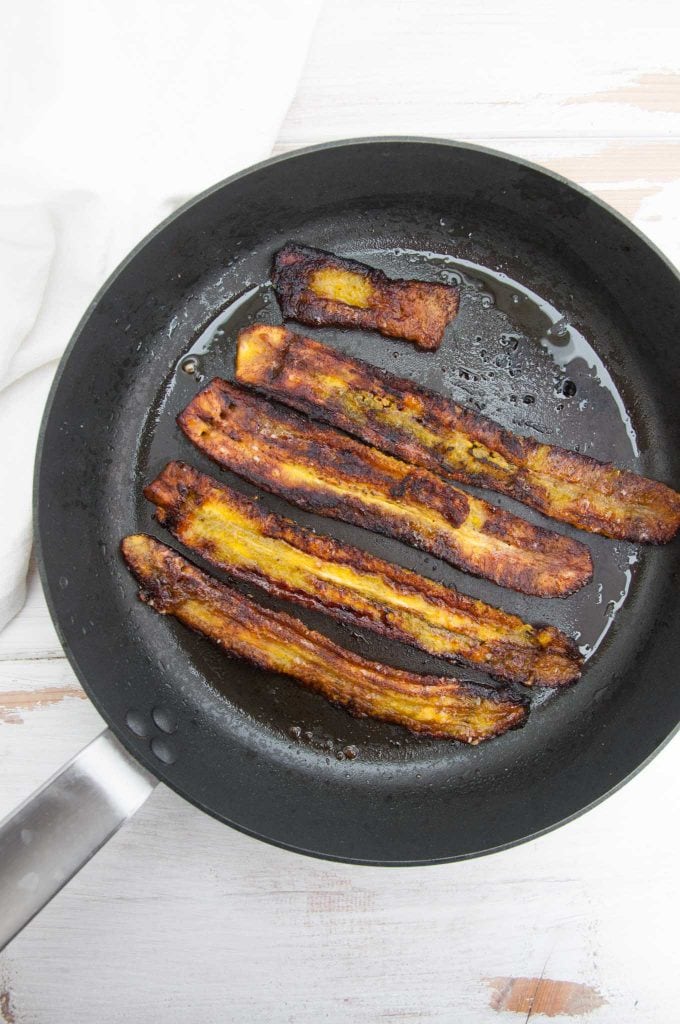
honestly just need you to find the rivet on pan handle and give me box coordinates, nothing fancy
[0,729,157,950]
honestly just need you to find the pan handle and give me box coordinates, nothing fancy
[0,728,157,950]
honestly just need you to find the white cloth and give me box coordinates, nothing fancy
[0,0,320,629]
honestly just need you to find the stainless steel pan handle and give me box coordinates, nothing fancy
[0,729,157,950]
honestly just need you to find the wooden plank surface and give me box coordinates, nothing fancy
[2,2,679,1020]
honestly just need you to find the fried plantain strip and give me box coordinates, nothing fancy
[146,462,582,686]
[178,379,592,597]
[121,535,528,743]
[236,324,680,543]
[272,243,459,351]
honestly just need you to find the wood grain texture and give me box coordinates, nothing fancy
[2,1,680,1020]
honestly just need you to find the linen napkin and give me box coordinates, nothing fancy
[0,0,321,629]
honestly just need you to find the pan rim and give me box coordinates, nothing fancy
[33,135,680,866]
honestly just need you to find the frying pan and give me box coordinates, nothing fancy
[1,138,679,949]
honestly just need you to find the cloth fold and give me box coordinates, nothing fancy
[0,0,321,630]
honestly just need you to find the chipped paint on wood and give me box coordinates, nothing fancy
[0,990,16,1024]
[566,72,680,113]
[0,684,85,724]
[486,977,607,1017]
[542,141,680,185]
[589,186,661,220]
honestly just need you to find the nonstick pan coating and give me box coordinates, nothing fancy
[35,139,680,864]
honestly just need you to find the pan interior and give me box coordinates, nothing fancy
[36,142,680,863]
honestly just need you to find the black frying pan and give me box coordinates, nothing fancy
[27,138,680,872]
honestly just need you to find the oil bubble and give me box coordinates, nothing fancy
[181,357,198,375]
[548,319,569,338]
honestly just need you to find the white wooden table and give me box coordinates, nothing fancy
[2,4,679,1020]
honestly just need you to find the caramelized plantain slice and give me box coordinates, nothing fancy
[146,462,582,686]
[121,535,528,743]
[178,379,592,597]
[236,324,680,543]
[272,243,459,351]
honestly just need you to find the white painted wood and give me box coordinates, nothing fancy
[278,0,680,145]
[0,562,63,663]
[2,1,680,1020]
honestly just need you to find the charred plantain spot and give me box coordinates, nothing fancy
[480,507,521,543]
